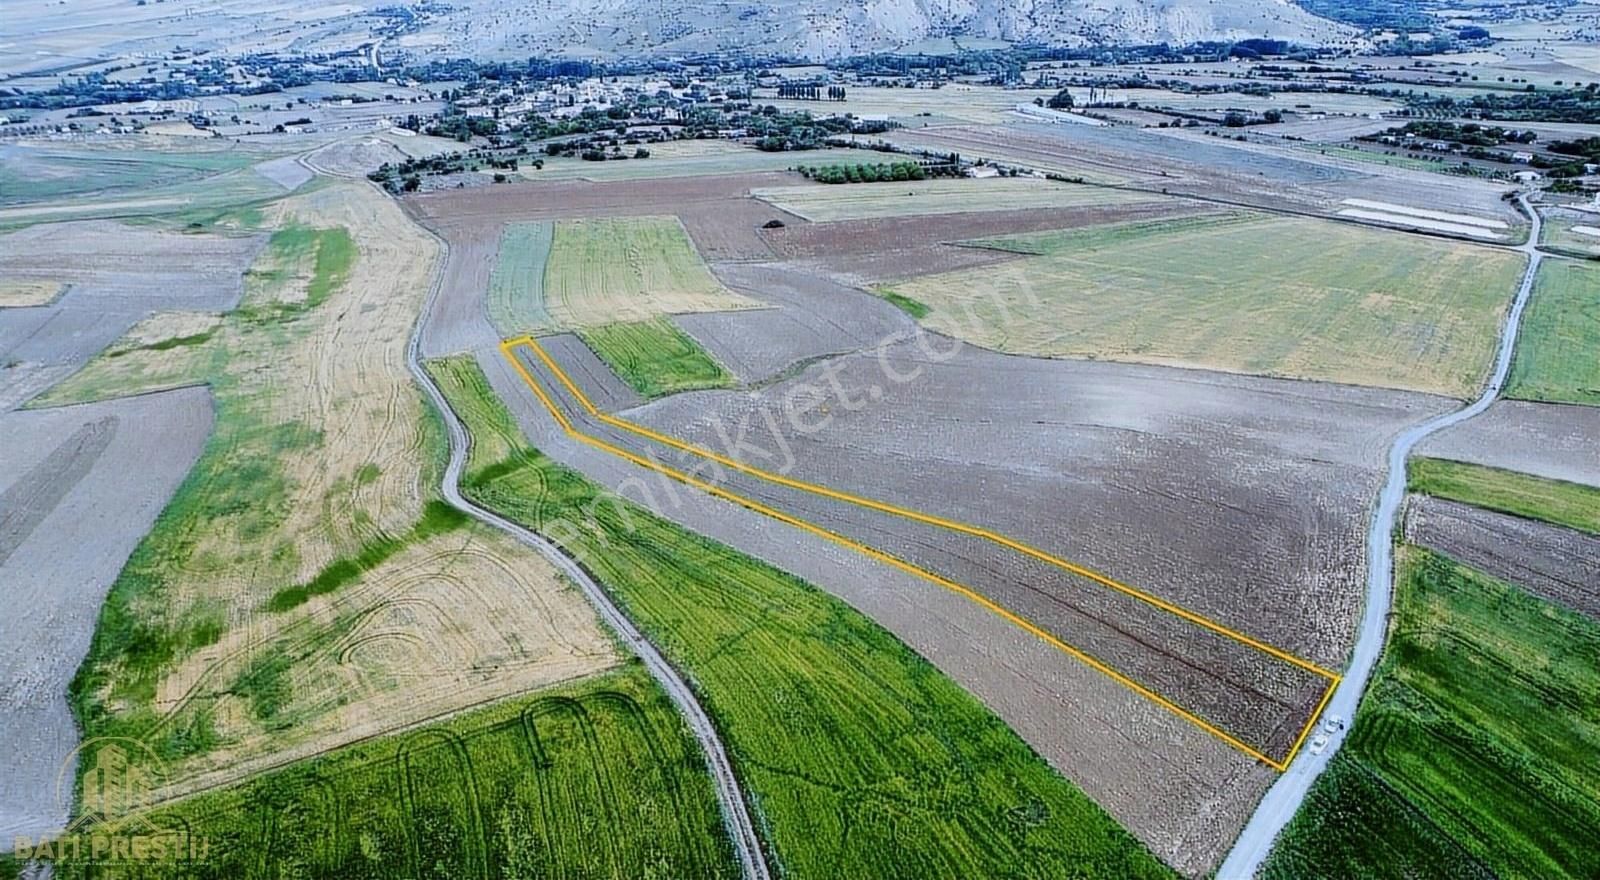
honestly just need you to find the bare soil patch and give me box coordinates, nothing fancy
[1419,400,1600,489]
[0,387,213,840]
[0,281,63,308]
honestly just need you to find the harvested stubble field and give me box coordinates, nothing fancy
[1404,496,1600,620]
[750,177,1153,222]
[493,328,1450,871]
[22,666,737,880]
[1263,548,1600,880]
[1506,258,1600,408]
[1538,205,1600,259]
[881,212,1527,396]
[434,354,1175,880]
[0,280,62,308]
[40,182,621,803]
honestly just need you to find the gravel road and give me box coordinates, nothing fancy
[1218,195,1546,877]
[404,211,771,880]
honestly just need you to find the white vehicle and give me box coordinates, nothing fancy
[1323,714,1346,734]
[1309,734,1331,755]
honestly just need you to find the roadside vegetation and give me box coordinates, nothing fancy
[881,213,1525,396]
[579,318,735,398]
[1408,457,1600,536]
[1263,548,1600,879]
[36,666,737,879]
[1506,258,1600,408]
[431,354,1175,879]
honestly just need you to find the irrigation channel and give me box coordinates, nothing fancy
[406,228,772,880]
[1219,195,1546,876]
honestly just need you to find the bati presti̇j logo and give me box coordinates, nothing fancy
[12,737,209,866]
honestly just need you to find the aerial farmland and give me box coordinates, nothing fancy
[3,5,1597,878]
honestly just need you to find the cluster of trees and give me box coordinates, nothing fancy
[1380,121,1540,147]
[1406,85,1600,124]
[774,84,846,101]
[797,161,956,184]
[426,112,499,142]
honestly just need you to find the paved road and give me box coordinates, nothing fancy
[404,210,772,880]
[1217,196,1545,877]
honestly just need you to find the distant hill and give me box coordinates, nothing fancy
[403,0,1361,60]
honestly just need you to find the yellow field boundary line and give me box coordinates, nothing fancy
[499,336,1335,770]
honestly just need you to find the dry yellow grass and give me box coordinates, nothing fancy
[885,213,1527,396]
[54,180,620,794]
[0,279,63,306]
[146,523,619,799]
[542,215,757,327]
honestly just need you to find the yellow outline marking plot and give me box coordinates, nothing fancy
[499,336,1339,770]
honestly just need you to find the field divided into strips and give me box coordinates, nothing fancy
[1263,548,1600,880]
[25,667,738,880]
[501,336,1339,770]
[485,221,554,337]
[1409,458,1600,537]
[1506,258,1600,407]
[542,216,758,327]
[750,178,1151,222]
[432,355,1175,879]
[881,213,1526,397]
[33,184,621,811]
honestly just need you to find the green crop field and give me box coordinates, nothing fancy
[1506,258,1600,407]
[542,217,755,328]
[579,318,735,398]
[750,178,1148,222]
[1408,457,1600,535]
[880,213,1527,396]
[1263,548,1600,879]
[22,666,736,880]
[485,221,555,336]
[432,355,1174,880]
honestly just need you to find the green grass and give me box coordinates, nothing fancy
[1298,144,1465,175]
[542,216,753,328]
[882,212,1526,397]
[1408,457,1600,535]
[578,318,735,398]
[1506,258,1600,407]
[1264,548,1600,879]
[484,221,555,336]
[0,145,262,205]
[880,290,931,319]
[29,666,736,879]
[432,354,1174,879]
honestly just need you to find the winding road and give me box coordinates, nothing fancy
[1218,195,1546,877]
[404,220,772,880]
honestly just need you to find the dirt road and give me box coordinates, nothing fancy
[1218,195,1546,877]
[404,217,772,880]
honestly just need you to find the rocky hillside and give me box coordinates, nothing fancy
[408,0,1360,60]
